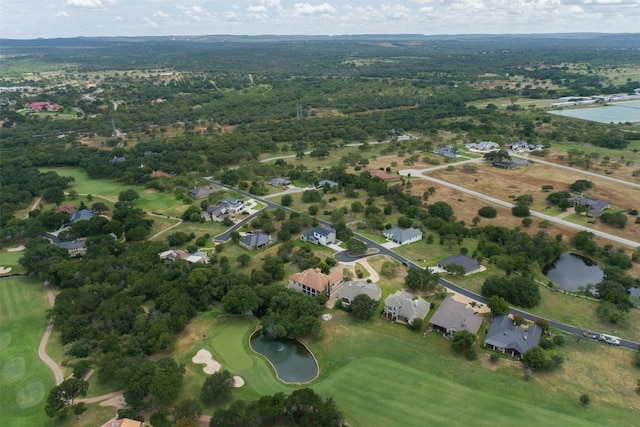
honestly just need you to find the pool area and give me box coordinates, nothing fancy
[548,101,640,124]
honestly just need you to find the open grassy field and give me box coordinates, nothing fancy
[544,148,640,183]
[0,277,53,427]
[171,308,640,426]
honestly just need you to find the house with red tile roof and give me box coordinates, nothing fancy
[288,268,344,298]
[28,101,62,112]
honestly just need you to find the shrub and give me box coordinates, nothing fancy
[478,206,497,218]
[580,394,590,407]
[552,335,566,346]
[72,359,91,379]
[490,353,500,363]
[466,348,478,360]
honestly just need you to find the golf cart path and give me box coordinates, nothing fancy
[38,281,64,385]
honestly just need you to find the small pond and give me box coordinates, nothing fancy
[250,330,318,383]
[544,252,604,291]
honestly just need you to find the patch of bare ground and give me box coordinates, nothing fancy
[545,150,640,185]
[426,162,640,243]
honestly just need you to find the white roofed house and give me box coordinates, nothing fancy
[220,198,246,215]
[300,226,336,246]
[383,227,422,245]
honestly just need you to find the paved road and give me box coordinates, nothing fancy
[399,170,640,248]
[207,179,639,351]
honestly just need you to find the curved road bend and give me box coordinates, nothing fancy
[207,180,639,350]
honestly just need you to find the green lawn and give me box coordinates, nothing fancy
[170,308,638,426]
[0,250,25,275]
[0,277,55,427]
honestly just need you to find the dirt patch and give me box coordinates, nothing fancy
[99,394,127,409]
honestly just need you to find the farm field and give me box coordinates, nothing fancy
[169,310,639,427]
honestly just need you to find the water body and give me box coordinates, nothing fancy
[548,101,640,124]
[250,330,318,383]
[544,252,605,291]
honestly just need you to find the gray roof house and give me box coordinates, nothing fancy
[317,179,339,188]
[57,239,87,257]
[429,297,483,336]
[220,198,245,214]
[437,254,483,276]
[239,232,273,250]
[484,315,542,359]
[189,186,219,199]
[70,209,96,224]
[568,196,610,217]
[433,146,457,158]
[270,177,291,186]
[339,281,382,305]
[383,291,430,324]
[383,227,423,245]
[300,226,336,246]
[201,205,228,222]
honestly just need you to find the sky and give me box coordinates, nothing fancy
[1,0,639,39]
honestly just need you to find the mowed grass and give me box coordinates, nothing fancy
[0,277,54,427]
[169,308,639,426]
[39,167,184,216]
[0,250,25,275]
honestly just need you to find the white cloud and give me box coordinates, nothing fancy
[65,0,105,9]
[114,15,122,21]
[142,16,159,28]
[154,10,170,18]
[293,3,336,15]
[56,11,71,17]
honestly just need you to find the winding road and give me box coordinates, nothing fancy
[38,281,64,385]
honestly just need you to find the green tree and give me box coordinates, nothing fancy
[346,238,367,255]
[91,202,109,214]
[522,346,548,369]
[541,185,554,192]
[118,189,140,202]
[150,358,185,406]
[478,206,497,218]
[281,194,293,207]
[174,398,202,422]
[222,285,262,314]
[236,253,251,267]
[569,179,595,193]
[511,205,530,217]
[201,370,234,404]
[428,201,454,222]
[452,330,476,351]
[445,262,466,277]
[44,378,89,419]
[580,394,590,407]
[404,267,438,291]
[350,294,379,320]
[488,295,510,317]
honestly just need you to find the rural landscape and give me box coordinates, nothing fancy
[1,33,640,427]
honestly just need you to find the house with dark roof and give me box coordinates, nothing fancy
[484,315,542,359]
[317,179,339,188]
[383,227,422,245]
[69,209,96,224]
[239,232,273,250]
[200,205,228,222]
[568,196,610,217]
[189,186,219,199]
[338,281,382,306]
[300,226,336,246]
[288,268,344,298]
[270,177,291,186]
[437,254,483,276]
[110,156,126,163]
[57,239,87,257]
[433,146,457,158]
[429,297,483,336]
[383,291,430,324]
[491,160,527,169]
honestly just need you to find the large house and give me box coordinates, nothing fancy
[465,141,500,151]
[484,315,542,359]
[186,251,208,264]
[201,205,228,222]
[429,297,483,336]
[270,177,291,186]
[383,227,422,245]
[317,179,339,188]
[288,268,344,298]
[28,101,62,112]
[383,291,430,324]
[300,226,336,246]
[437,254,483,276]
[69,209,96,224]
[433,146,457,158]
[158,249,190,262]
[568,196,610,217]
[338,281,382,306]
[189,186,219,199]
[57,239,87,257]
[239,232,273,250]
[220,198,245,215]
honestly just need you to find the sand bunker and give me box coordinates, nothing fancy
[7,245,25,252]
[0,267,12,274]
[233,376,245,387]
[192,349,221,374]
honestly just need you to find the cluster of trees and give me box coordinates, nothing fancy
[522,346,564,371]
[481,275,541,308]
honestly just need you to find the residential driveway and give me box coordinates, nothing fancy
[262,186,308,199]
[381,241,400,249]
